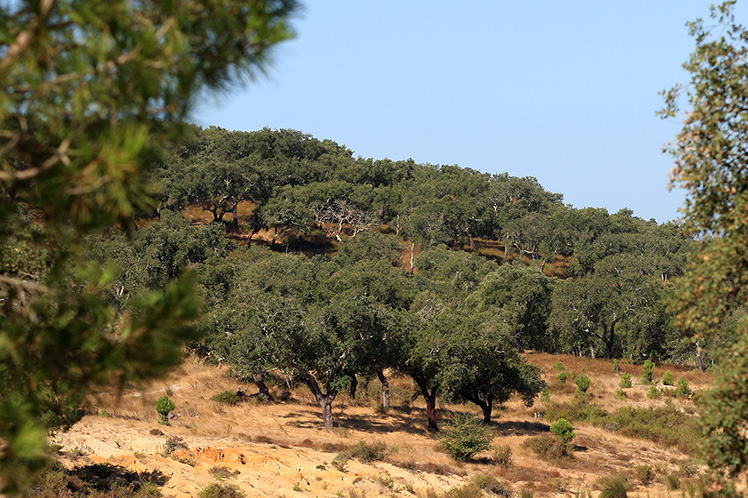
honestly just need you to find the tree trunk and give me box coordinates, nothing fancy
[415,380,439,431]
[694,343,704,373]
[409,242,415,274]
[468,233,476,249]
[252,373,274,401]
[424,387,438,431]
[481,399,493,424]
[319,395,335,431]
[377,371,390,409]
[348,375,358,399]
[231,202,239,229]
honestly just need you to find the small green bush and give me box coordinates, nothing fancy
[351,440,388,463]
[549,418,576,443]
[208,466,240,480]
[441,484,483,498]
[615,388,626,400]
[492,444,512,467]
[198,483,246,498]
[555,361,565,371]
[633,464,655,484]
[558,370,568,384]
[663,370,674,386]
[471,474,512,497]
[642,359,655,384]
[619,373,632,389]
[597,475,630,498]
[675,377,691,399]
[664,473,681,490]
[440,413,492,461]
[213,390,242,406]
[647,385,660,399]
[522,434,572,460]
[155,395,175,424]
[575,374,590,394]
[612,359,619,373]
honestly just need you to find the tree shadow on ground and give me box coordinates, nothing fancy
[69,463,169,492]
[488,419,550,436]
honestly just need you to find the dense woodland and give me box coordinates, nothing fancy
[71,125,713,431]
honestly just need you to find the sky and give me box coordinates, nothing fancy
[191,2,741,224]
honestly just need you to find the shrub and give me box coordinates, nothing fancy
[213,390,242,406]
[647,385,660,399]
[522,434,572,460]
[604,405,700,454]
[543,396,607,424]
[471,474,512,497]
[642,359,655,384]
[575,374,590,394]
[664,473,681,490]
[351,440,388,463]
[208,466,240,480]
[331,452,350,472]
[549,418,576,443]
[492,444,513,467]
[555,361,565,371]
[663,370,674,386]
[619,373,632,389]
[441,484,483,498]
[197,483,246,498]
[633,464,655,484]
[597,475,630,498]
[613,359,619,373]
[155,396,175,424]
[676,377,691,399]
[440,413,492,461]
[615,388,626,400]
[558,370,568,384]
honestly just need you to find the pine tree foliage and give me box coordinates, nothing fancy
[0,0,298,493]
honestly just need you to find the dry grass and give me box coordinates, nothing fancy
[54,354,718,498]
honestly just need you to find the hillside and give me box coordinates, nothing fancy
[46,354,712,498]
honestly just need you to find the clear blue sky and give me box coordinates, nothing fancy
[192,2,738,223]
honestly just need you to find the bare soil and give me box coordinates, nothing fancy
[52,353,713,497]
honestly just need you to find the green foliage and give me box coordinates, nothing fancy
[0,0,299,492]
[198,483,246,498]
[213,391,242,406]
[544,397,607,425]
[647,385,660,400]
[642,359,655,384]
[549,418,576,443]
[492,444,513,467]
[615,388,626,400]
[619,373,632,389]
[522,434,572,460]
[574,374,591,394]
[470,474,512,497]
[661,2,748,477]
[555,362,565,371]
[603,405,700,454]
[613,359,619,373]
[675,377,691,399]
[155,396,175,424]
[350,440,388,463]
[24,462,164,498]
[633,465,655,485]
[558,370,568,384]
[208,466,240,481]
[663,370,675,386]
[596,475,630,498]
[439,414,492,461]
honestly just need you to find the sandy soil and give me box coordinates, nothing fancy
[51,354,712,497]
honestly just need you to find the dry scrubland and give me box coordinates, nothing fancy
[44,353,717,498]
